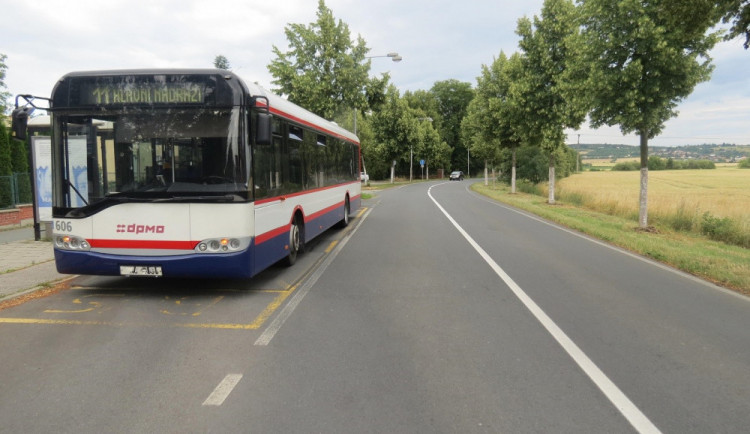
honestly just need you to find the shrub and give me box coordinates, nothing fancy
[701,212,750,248]
[498,145,579,184]
[739,159,750,169]
[648,156,666,170]
[665,203,695,232]
[516,179,545,196]
[612,161,640,171]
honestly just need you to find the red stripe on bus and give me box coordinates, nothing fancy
[255,181,361,206]
[306,201,342,221]
[254,198,348,245]
[88,239,199,250]
[255,224,290,245]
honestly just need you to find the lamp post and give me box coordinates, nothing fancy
[367,52,403,62]
[354,52,402,136]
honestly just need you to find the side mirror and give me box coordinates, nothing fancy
[11,106,34,141]
[255,112,272,146]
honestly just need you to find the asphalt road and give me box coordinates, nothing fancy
[1,180,748,433]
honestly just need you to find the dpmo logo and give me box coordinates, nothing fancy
[116,223,166,234]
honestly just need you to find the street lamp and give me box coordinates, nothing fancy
[354,52,402,136]
[366,52,403,62]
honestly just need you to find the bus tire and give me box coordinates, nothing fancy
[285,215,303,266]
[336,196,350,228]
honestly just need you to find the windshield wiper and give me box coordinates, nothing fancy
[66,179,89,206]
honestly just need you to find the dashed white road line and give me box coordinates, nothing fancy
[202,374,243,406]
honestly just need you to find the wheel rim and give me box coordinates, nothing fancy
[290,222,300,253]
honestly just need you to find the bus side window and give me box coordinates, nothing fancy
[302,129,317,189]
[253,118,283,199]
[285,125,303,194]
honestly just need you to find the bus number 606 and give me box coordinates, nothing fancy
[55,220,73,232]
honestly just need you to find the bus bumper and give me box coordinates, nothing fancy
[54,248,257,279]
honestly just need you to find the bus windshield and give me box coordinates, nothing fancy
[54,106,248,209]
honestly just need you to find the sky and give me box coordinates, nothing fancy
[2,0,749,147]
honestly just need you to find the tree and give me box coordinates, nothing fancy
[403,89,441,133]
[429,80,474,172]
[463,53,508,185]
[720,0,750,48]
[503,53,531,192]
[268,0,380,120]
[1,53,10,117]
[516,0,587,204]
[213,55,231,70]
[370,86,411,179]
[418,119,450,178]
[0,122,12,207]
[464,51,529,190]
[402,89,451,176]
[580,0,723,227]
[370,85,442,180]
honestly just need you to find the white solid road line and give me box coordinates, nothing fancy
[428,183,662,434]
[202,374,243,406]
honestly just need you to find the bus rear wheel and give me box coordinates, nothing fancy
[336,197,350,228]
[285,215,303,266]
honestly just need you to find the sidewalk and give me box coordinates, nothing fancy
[0,227,71,302]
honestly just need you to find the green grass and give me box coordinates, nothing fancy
[471,182,750,295]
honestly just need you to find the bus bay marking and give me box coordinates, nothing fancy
[202,374,243,406]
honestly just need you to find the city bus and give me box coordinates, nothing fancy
[13,69,361,278]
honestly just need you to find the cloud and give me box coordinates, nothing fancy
[3,0,747,146]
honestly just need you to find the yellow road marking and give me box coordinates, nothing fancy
[324,240,338,253]
[44,298,100,314]
[0,317,260,329]
[44,293,124,314]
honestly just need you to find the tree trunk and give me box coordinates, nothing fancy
[511,147,517,194]
[548,154,556,205]
[639,132,649,228]
[484,160,488,186]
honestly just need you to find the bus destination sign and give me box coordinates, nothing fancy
[79,82,206,106]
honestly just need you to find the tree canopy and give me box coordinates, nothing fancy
[268,0,384,120]
[0,54,10,117]
[516,0,587,203]
[580,0,723,226]
[720,0,750,48]
[213,55,231,70]
[429,80,474,170]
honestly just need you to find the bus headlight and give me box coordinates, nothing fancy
[55,235,91,251]
[196,238,245,254]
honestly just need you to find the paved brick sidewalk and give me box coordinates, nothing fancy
[0,240,70,301]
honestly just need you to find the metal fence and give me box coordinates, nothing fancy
[0,173,32,209]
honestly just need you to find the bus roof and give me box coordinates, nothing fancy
[51,68,359,144]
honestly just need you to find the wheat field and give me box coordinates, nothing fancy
[556,166,750,231]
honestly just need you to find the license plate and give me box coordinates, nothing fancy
[120,265,163,277]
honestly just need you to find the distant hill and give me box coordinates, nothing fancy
[570,143,750,163]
